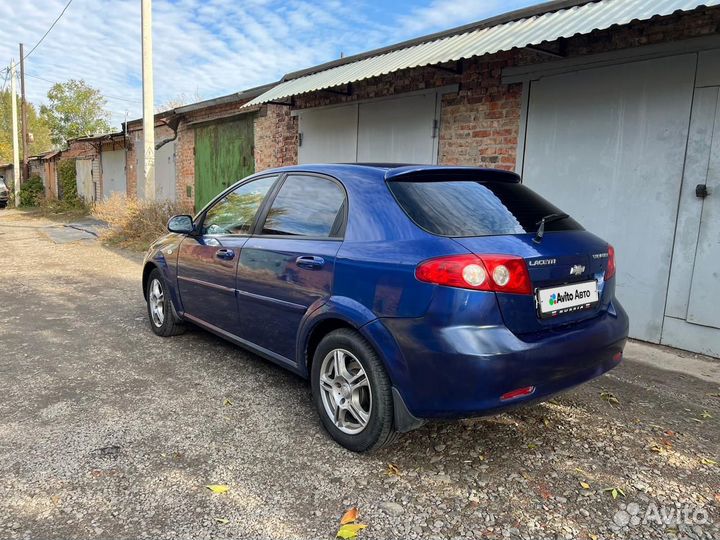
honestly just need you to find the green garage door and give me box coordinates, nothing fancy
[194,115,254,210]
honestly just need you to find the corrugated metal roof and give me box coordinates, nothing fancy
[245,0,718,107]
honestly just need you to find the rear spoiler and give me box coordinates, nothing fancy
[384,166,520,183]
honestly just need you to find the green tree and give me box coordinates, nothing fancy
[40,79,111,147]
[0,90,53,163]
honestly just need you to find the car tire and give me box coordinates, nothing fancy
[146,268,185,337]
[0,202,6,209]
[311,328,398,452]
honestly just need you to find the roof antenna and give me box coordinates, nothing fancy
[340,51,345,58]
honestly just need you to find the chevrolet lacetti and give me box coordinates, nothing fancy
[142,165,629,452]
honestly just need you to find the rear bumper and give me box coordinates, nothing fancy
[379,301,629,419]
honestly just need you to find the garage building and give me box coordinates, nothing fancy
[243,0,720,357]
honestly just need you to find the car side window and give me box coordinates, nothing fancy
[261,175,346,237]
[202,176,277,235]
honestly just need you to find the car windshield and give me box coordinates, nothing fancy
[387,179,583,237]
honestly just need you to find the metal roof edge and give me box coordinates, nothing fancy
[282,0,599,81]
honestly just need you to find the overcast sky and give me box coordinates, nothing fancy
[0,0,538,128]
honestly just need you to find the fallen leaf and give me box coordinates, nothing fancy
[386,463,400,476]
[589,534,598,540]
[660,438,673,447]
[223,398,233,407]
[707,392,720,398]
[214,517,229,524]
[600,391,620,406]
[700,458,717,466]
[336,523,367,539]
[603,487,626,499]
[701,410,712,419]
[340,507,359,525]
[574,467,593,477]
[206,484,230,494]
[579,481,591,490]
[649,444,664,454]
[542,417,550,427]
[50,495,61,505]
[527,443,537,449]
[664,430,675,437]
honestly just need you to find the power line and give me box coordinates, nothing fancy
[23,0,74,61]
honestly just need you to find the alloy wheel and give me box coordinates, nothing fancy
[318,348,372,435]
[148,278,165,327]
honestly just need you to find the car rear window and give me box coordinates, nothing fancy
[388,180,582,237]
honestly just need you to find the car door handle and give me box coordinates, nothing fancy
[215,248,235,260]
[296,255,325,269]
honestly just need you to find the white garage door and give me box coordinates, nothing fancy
[297,91,439,164]
[101,149,126,199]
[521,54,696,344]
[135,135,176,201]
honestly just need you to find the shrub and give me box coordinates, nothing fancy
[58,159,78,201]
[93,193,193,251]
[19,175,44,207]
[38,195,90,216]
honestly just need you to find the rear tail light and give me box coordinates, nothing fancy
[605,244,616,280]
[416,254,532,294]
[500,386,536,401]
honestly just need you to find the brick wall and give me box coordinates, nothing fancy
[254,104,298,172]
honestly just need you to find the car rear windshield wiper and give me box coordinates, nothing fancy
[533,213,569,244]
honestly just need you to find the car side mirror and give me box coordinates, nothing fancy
[167,215,195,234]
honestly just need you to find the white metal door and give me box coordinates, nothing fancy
[522,54,696,343]
[75,159,95,202]
[101,149,126,199]
[357,93,437,164]
[662,50,720,357]
[297,105,358,164]
[297,92,439,164]
[156,141,176,201]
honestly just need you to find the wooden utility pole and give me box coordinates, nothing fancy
[141,0,155,200]
[19,43,29,184]
[10,60,21,206]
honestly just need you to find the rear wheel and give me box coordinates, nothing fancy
[146,269,185,337]
[311,329,397,452]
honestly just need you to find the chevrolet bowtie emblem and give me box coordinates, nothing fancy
[570,264,585,276]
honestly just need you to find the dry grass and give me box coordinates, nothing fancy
[92,193,192,251]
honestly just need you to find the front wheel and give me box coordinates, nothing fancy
[146,269,185,337]
[311,329,398,452]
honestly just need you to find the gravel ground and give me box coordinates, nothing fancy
[0,209,718,540]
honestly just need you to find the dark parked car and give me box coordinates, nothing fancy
[142,165,628,452]
[0,176,9,208]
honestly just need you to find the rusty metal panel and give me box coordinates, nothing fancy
[194,116,255,210]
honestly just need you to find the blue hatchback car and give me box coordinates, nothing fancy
[143,164,629,452]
